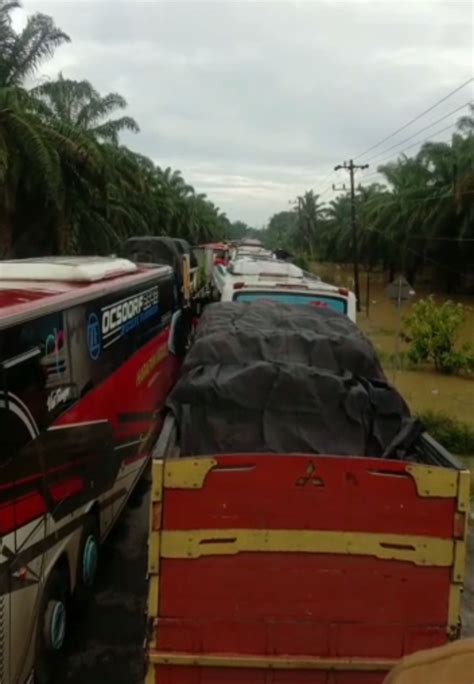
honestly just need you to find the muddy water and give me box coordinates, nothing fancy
[314,262,474,349]
[392,370,473,424]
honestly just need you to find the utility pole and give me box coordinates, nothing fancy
[334,160,369,311]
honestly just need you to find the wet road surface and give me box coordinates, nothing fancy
[54,478,150,684]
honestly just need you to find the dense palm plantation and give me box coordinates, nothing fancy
[264,108,474,291]
[1,0,472,289]
[0,0,229,257]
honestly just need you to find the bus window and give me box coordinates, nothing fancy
[233,291,348,314]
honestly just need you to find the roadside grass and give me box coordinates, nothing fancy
[415,410,474,456]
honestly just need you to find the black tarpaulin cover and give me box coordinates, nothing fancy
[167,302,421,458]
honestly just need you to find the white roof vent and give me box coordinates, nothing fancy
[0,257,138,282]
[230,259,304,278]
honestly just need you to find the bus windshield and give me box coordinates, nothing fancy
[233,290,347,314]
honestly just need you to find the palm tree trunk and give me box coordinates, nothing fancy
[0,206,14,257]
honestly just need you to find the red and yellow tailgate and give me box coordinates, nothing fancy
[146,454,470,683]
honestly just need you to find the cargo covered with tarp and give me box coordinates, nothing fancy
[167,301,422,458]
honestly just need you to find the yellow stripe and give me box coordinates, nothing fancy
[148,652,396,671]
[406,464,458,498]
[447,468,471,638]
[447,583,463,638]
[147,575,159,619]
[457,469,471,513]
[148,531,161,574]
[160,528,453,567]
[151,460,164,502]
[145,661,156,684]
[164,458,217,489]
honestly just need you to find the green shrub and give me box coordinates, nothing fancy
[293,253,310,271]
[416,410,474,455]
[403,297,473,374]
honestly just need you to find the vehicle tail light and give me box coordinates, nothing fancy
[338,288,349,296]
[233,282,245,289]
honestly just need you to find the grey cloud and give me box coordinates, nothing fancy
[21,0,473,224]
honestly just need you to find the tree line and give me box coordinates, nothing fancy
[261,108,473,291]
[0,0,231,258]
[1,0,472,288]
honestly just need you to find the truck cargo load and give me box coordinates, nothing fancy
[146,301,470,684]
[167,301,421,459]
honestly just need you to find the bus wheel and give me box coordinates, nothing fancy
[76,516,100,600]
[35,567,69,684]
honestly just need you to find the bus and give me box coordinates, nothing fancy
[214,257,357,321]
[0,256,181,684]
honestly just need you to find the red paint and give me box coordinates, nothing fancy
[2,331,178,536]
[56,329,177,439]
[159,556,450,625]
[0,491,46,535]
[0,455,88,494]
[162,455,456,538]
[150,454,459,683]
[49,477,84,503]
[0,477,85,534]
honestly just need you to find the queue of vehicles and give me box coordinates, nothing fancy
[144,237,470,683]
[0,237,470,684]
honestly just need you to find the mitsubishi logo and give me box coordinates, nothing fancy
[296,461,324,488]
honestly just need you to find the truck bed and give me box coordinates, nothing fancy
[145,417,470,684]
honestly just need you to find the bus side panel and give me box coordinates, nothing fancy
[0,273,179,684]
[55,326,177,455]
[55,277,179,532]
[148,454,466,683]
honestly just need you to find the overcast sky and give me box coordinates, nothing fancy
[15,0,474,225]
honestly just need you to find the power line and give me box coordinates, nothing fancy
[363,100,472,165]
[358,121,459,183]
[314,168,340,199]
[354,76,474,161]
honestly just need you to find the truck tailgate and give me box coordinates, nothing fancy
[146,454,470,683]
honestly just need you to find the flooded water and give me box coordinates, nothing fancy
[315,262,474,343]
[392,370,473,424]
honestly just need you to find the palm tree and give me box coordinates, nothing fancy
[294,190,324,257]
[0,1,238,258]
[0,1,70,87]
[31,74,139,144]
[0,0,72,255]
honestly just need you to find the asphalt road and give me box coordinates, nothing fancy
[52,480,474,684]
[53,478,150,684]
